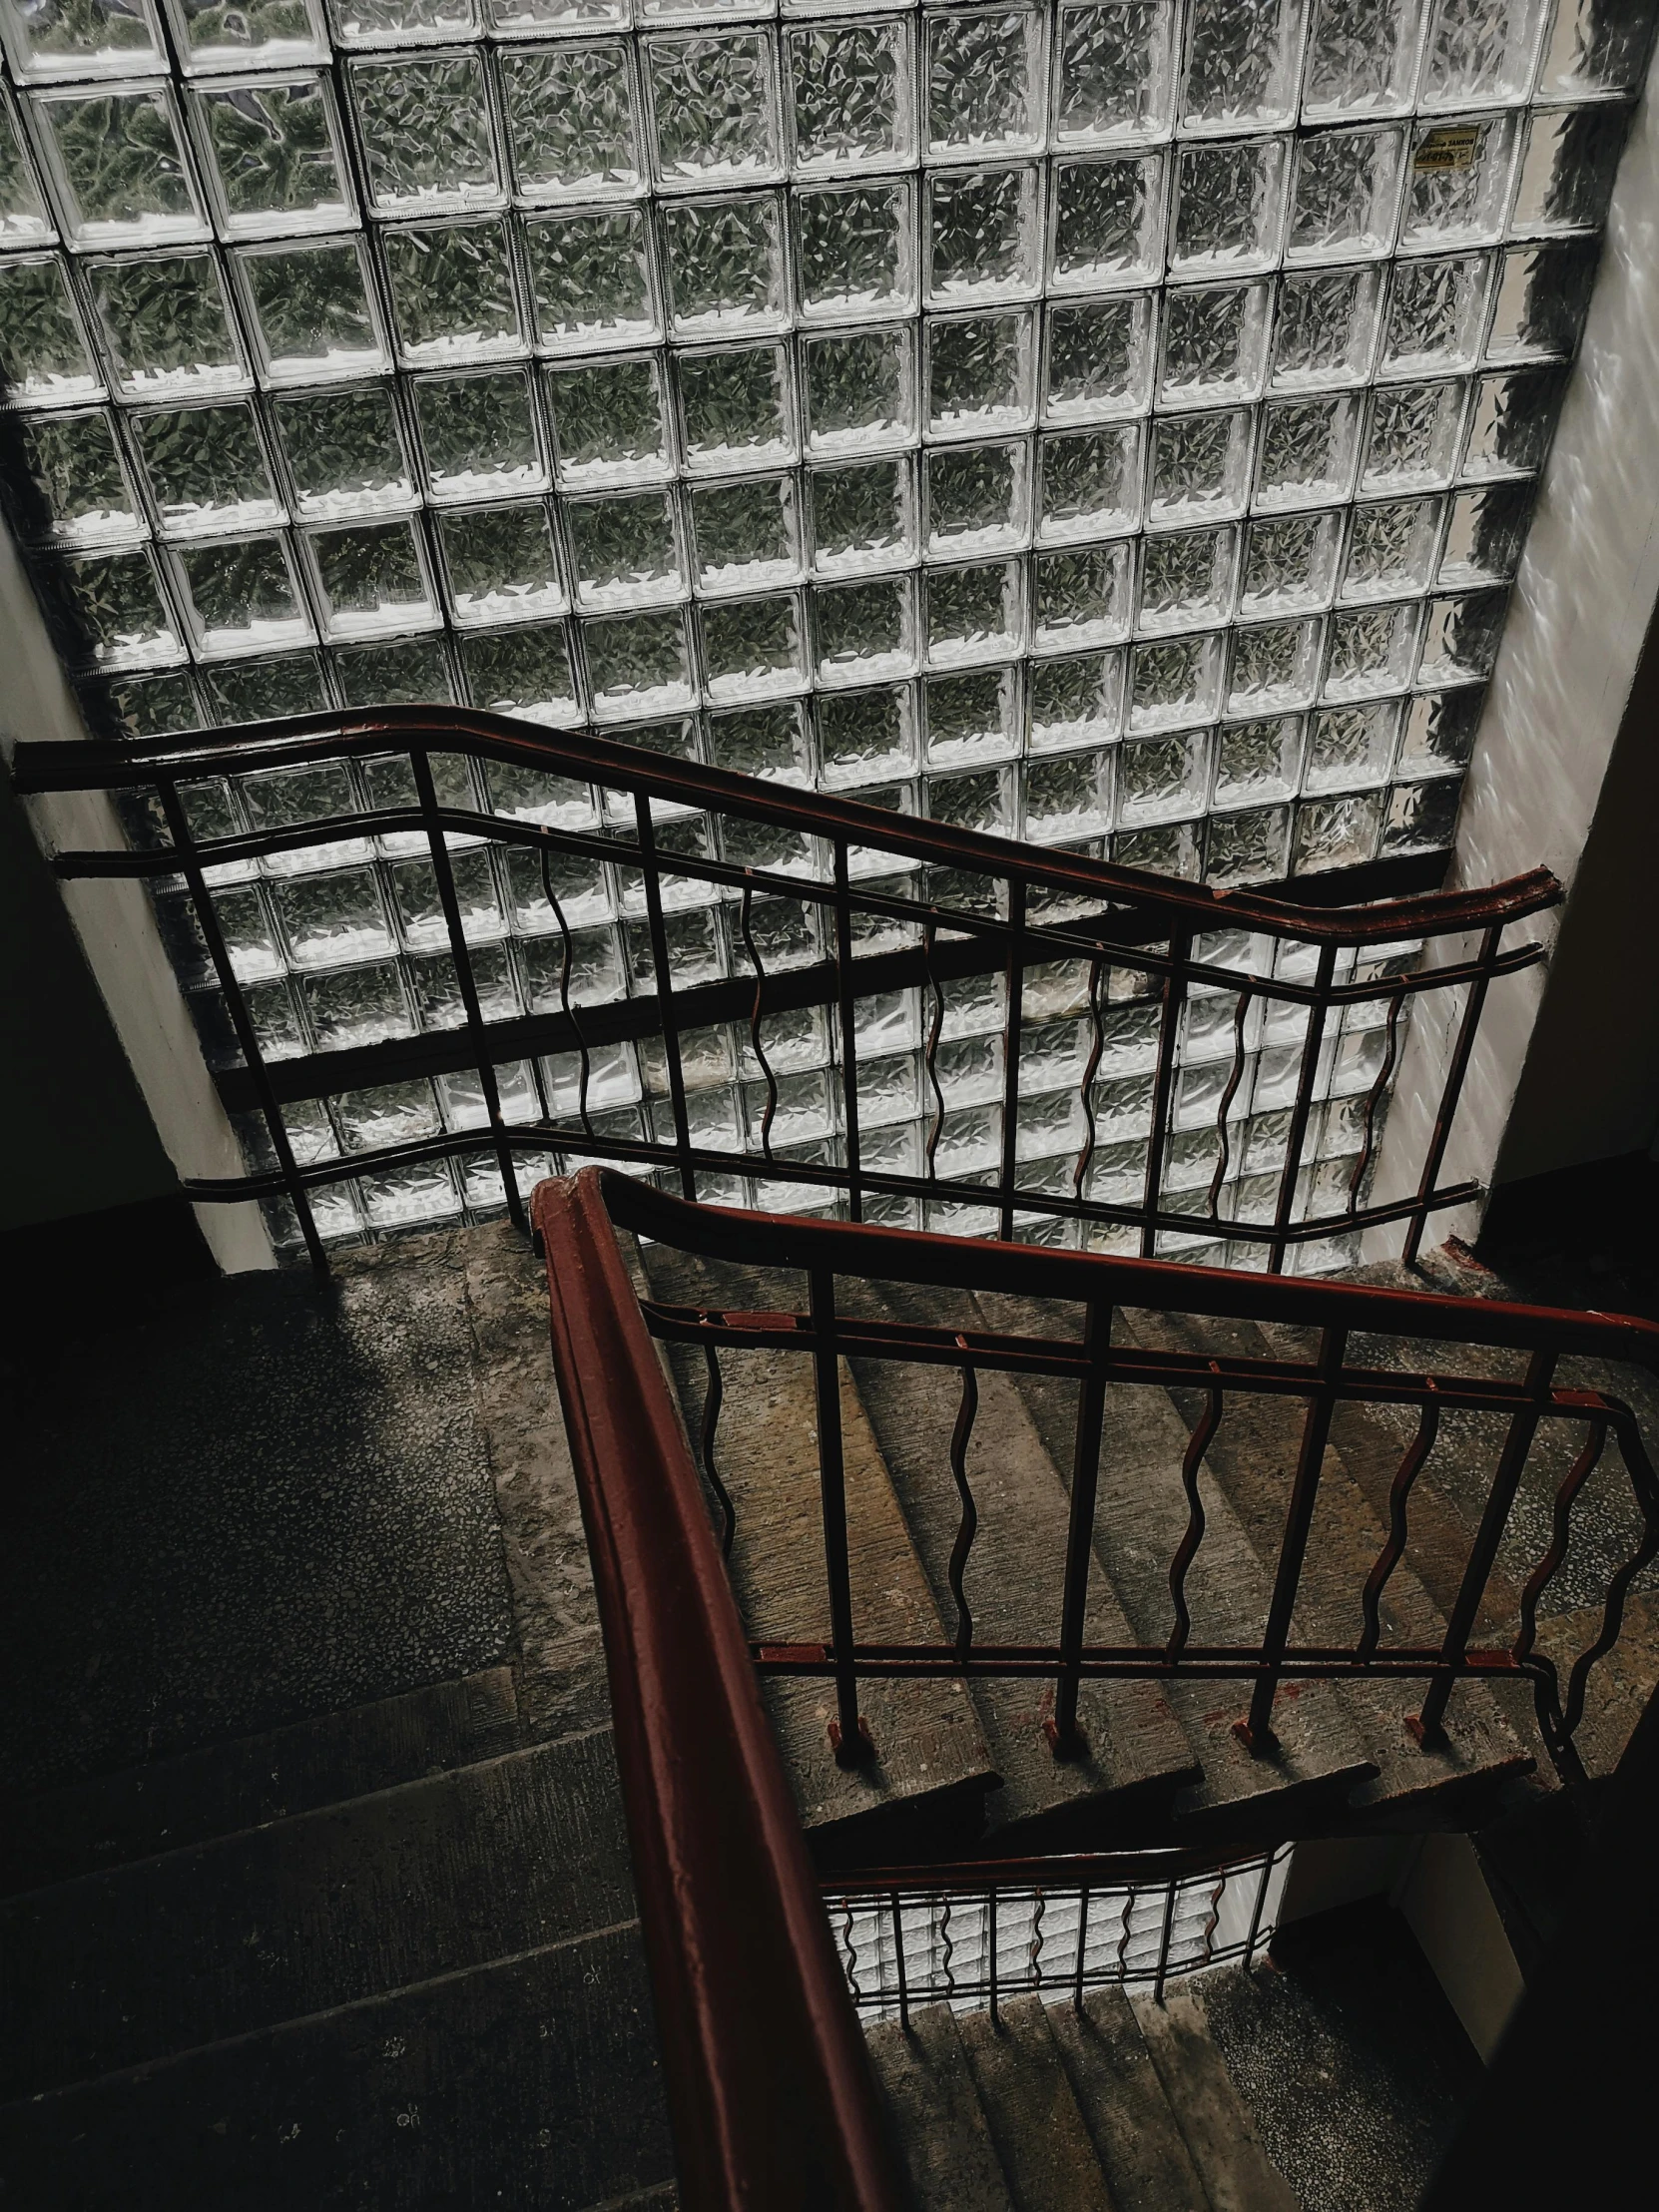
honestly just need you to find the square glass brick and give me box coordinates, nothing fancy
[1362,378,1466,490]
[676,341,794,470]
[802,325,915,452]
[701,590,806,702]
[1,0,162,78]
[14,408,140,544]
[1137,525,1237,633]
[924,439,1028,553]
[349,53,498,212]
[813,575,915,684]
[135,400,281,535]
[1028,648,1123,750]
[543,355,669,496]
[1286,125,1406,261]
[1208,801,1291,883]
[1397,684,1482,776]
[1438,482,1530,585]
[1512,105,1627,238]
[165,0,327,73]
[1380,254,1492,375]
[273,865,392,967]
[1181,0,1305,132]
[199,647,326,720]
[692,473,801,591]
[566,487,682,608]
[795,181,915,320]
[36,86,205,247]
[1485,240,1596,361]
[1304,700,1399,791]
[1147,409,1251,526]
[1342,495,1443,598]
[439,501,564,623]
[1226,618,1321,711]
[1214,712,1305,803]
[1241,512,1343,613]
[1400,115,1520,252]
[1043,293,1155,421]
[62,545,181,666]
[1537,0,1655,95]
[335,632,455,706]
[1032,541,1133,649]
[195,73,351,237]
[275,384,413,518]
[1053,0,1175,147]
[1116,820,1202,875]
[582,606,695,719]
[819,683,916,789]
[786,16,911,174]
[381,220,523,365]
[646,30,781,186]
[1254,395,1362,509]
[1272,269,1382,389]
[461,621,579,722]
[1022,744,1114,836]
[1417,588,1505,683]
[1159,282,1271,407]
[174,532,310,654]
[708,699,813,783]
[1419,0,1548,110]
[927,308,1034,436]
[808,458,913,577]
[1117,727,1211,824]
[662,192,787,333]
[1382,774,1461,854]
[925,5,1043,155]
[238,238,385,382]
[1322,601,1419,698]
[102,669,202,739]
[487,0,624,32]
[330,0,475,46]
[1171,140,1287,276]
[927,166,1039,303]
[923,667,1021,769]
[306,516,434,637]
[1,95,50,244]
[1303,0,1426,119]
[1127,633,1222,731]
[1048,153,1166,291]
[925,559,1022,669]
[413,368,545,502]
[522,208,658,352]
[500,39,640,202]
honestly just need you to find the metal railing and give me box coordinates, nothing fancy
[580,1168,1659,1788]
[14,708,1557,1274]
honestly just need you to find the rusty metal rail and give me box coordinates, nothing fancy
[14,708,1557,1273]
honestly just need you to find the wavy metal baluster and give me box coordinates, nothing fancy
[540,840,595,1139]
[1347,984,1407,1214]
[1356,1394,1440,1663]
[1200,1871,1227,1968]
[1563,1405,1659,1743]
[923,917,947,1180]
[1205,984,1254,1219]
[738,875,780,1163]
[839,1902,861,2007]
[698,1332,736,1560]
[1114,1886,1135,1979]
[1073,954,1107,1202]
[1513,1416,1607,1666]
[948,1346,980,1662]
[940,1893,956,2003]
[1166,1381,1224,1663]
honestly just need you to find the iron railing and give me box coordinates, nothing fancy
[572,1169,1659,1788]
[14,708,1557,1274]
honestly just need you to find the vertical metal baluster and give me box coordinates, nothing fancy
[1244,1850,1275,1967]
[1266,939,1338,1274]
[947,1350,980,1661]
[1140,924,1192,1259]
[1240,1325,1349,1752]
[1205,984,1254,1220]
[1073,1884,1091,2012]
[998,877,1026,1242]
[634,793,696,1201]
[1153,1877,1178,2006]
[1403,923,1504,1266]
[811,1268,867,1762]
[739,876,780,1162]
[539,842,595,1140]
[922,917,947,1180]
[1049,1301,1112,1758]
[832,840,863,1222]
[1346,983,1405,1217]
[891,1893,910,2032]
[1073,953,1107,1215]
[412,749,524,1233]
[698,1336,736,1559]
[988,1889,1000,2029]
[156,778,327,1272]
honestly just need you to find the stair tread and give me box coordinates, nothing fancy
[0,1922,674,2212]
[1,1731,635,2100]
[0,1668,522,1896]
[1129,1984,1299,2212]
[1049,1986,1214,2212]
[956,1993,1118,2212]
[864,2002,1015,2212]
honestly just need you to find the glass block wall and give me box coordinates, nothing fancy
[0,0,1651,1248]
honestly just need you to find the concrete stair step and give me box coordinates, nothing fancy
[864,2000,1015,2212]
[956,1993,1119,2212]
[1048,1986,1213,2212]
[1128,1983,1300,2212]
[0,1667,522,1896]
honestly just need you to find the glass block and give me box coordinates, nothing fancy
[1049,154,1166,291]
[329,0,475,46]
[566,487,682,608]
[927,166,1038,303]
[1340,494,1443,601]
[1417,588,1505,682]
[1147,409,1251,526]
[1382,774,1461,852]
[1,0,161,78]
[808,458,912,578]
[102,668,202,738]
[522,208,658,352]
[461,621,578,722]
[1043,293,1155,421]
[677,340,793,470]
[787,16,911,174]
[1362,377,1465,490]
[349,53,497,211]
[413,369,544,503]
[1160,282,1271,407]
[36,86,204,247]
[195,73,350,237]
[707,698,813,782]
[1127,633,1221,732]
[1537,0,1655,95]
[135,402,279,539]
[582,606,694,718]
[818,682,915,786]
[299,958,411,1049]
[1419,0,1547,109]
[1032,541,1133,649]
[924,671,1020,772]
[0,253,91,400]
[1215,713,1304,803]
[439,501,564,622]
[927,309,1034,436]
[174,533,309,654]
[1286,125,1406,262]
[925,6,1042,155]
[1303,0,1426,119]
[1181,0,1305,132]
[487,0,626,30]
[499,39,640,201]
[1028,648,1122,749]
[925,559,1022,669]
[166,0,326,72]
[1461,366,1560,477]
[692,472,801,591]
[1241,512,1343,613]
[306,517,433,637]
[381,220,523,365]
[1021,742,1113,836]
[1172,140,1287,276]
[1397,684,1481,777]
[1138,526,1236,634]
[925,439,1027,554]
[1118,727,1210,824]
[802,325,914,452]
[1054,0,1175,146]
[239,238,384,382]
[795,181,915,320]
[661,192,787,333]
[1400,115,1520,252]
[646,30,781,186]
[1380,253,1492,375]
[1208,801,1291,883]
[1272,269,1382,390]
[335,632,454,706]
[1226,620,1318,714]
[1485,240,1596,360]
[14,408,139,545]
[1304,699,1398,790]
[813,574,913,684]
[702,590,806,702]
[62,546,181,666]
[1322,601,1418,698]
[200,647,326,720]
[275,384,413,518]
[927,761,1015,840]
[0,96,50,243]
[1255,395,1361,510]
[544,357,667,494]
[1513,105,1626,239]
[1294,788,1382,871]
[273,862,393,966]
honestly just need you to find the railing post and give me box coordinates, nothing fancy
[634,792,697,1202]
[1266,939,1339,1275]
[1402,922,1504,1268]
[1140,924,1192,1259]
[998,876,1026,1242]
[1048,1301,1112,1758]
[811,1267,869,1763]
[832,839,863,1223]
